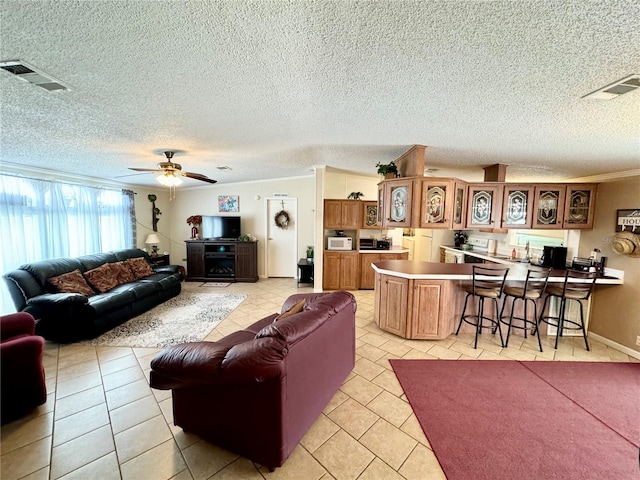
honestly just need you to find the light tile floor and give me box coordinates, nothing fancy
[1,279,636,480]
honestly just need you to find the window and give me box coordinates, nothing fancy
[0,174,136,313]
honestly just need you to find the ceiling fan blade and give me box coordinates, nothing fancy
[183,172,218,184]
[129,167,164,173]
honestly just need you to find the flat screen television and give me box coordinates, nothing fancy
[201,216,241,240]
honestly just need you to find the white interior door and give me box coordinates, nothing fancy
[266,198,297,277]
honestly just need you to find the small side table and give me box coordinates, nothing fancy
[297,259,314,287]
[149,254,170,267]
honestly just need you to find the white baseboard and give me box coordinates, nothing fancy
[588,332,640,360]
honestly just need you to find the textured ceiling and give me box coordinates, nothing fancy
[1,1,639,187]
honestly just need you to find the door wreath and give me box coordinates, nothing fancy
[274,210,290,229]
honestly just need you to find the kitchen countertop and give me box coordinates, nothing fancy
[441,245,514,262]
[359,246,409,254]
[372,260,624,284]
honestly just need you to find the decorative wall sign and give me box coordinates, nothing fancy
[218,195,239,213]
[616,209,640,232]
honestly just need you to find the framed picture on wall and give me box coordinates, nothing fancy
[218,195,239,212]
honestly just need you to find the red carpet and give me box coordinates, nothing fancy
[390,360,640,480]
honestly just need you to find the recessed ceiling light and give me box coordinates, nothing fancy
[582,74,639,100]
[0,60,70,91]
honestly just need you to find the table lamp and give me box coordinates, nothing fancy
[145,233,160,256]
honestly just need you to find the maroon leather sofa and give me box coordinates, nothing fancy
[150,291,356,470]
[1,312,47,423]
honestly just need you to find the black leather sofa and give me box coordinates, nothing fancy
[3,249,183,343]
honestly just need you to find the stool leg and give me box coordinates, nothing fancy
[455,293,472,336]
[532,298,543,353]
[474,297,484,349]
[554,297,565,350]
[523,299,528,339]
[504,297,516,348]
[577,300,591,351]
[493,298,505,347]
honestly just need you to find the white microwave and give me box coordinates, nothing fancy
[327,237,353,251]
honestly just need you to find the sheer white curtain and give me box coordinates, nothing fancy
[0,174,135,313]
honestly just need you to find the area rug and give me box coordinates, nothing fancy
[80,292,246,348]
[199,282,231,287]
[390,360,640,480]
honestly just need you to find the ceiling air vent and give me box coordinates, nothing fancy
[0,60,70,91]
[216,166,232,170]
[582,74,639,100]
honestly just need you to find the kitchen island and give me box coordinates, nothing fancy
[372,260,623,340]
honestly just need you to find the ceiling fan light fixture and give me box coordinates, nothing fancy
[156,172,183,187]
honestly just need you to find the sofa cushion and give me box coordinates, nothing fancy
[87,288,136,315]
[77,253,118,271]
[111,261,136,285]
[84,264,119,293]
[140,273,180,290]
[23,258,85,288]
[126,257,154,279]
[47,270,95,297]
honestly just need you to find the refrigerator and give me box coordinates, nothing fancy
[413,229,455,262]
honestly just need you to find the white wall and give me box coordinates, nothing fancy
[165,176,315,277]
[324,168,379,200]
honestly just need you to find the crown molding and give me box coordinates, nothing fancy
[569,169,640,183]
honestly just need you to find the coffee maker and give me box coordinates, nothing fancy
[541,246,568,269]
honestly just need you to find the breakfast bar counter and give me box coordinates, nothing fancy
[371,260,623,340]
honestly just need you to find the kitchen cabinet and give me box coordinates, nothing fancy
[376,273,409,337]
[410,280,446,339]
[359,252,409,289]
[323,251,359,290]
[563,184,597,229]
[466,184,503,229]
[235,242,258,282]
[419,179,467,229]
[379,178,416,228]
[532,184,566,229]
[374,272,456,340]
[324,200,361,229]
[501,184,535,229]
[362,201,381,228]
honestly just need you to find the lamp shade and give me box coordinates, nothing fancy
[145,234,160,245]
[156,172,183,186]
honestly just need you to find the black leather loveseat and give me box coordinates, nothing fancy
[3,249,183,342]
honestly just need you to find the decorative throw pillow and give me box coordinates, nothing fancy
[84,263,119,293]
[47,269,95,297]
[274,299,306,322]
[110,261,136,285]
[125,257,155,280]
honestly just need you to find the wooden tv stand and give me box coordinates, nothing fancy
[185,240,258,282]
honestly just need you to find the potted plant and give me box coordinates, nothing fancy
[376,161,398,179]
[306,245,314,263]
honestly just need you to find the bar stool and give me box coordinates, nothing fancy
[455,265,510,349]
[498,266,551,352]
[536,270,597,351]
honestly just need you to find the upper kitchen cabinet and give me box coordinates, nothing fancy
[419,179,468,229]
[563,184,597,229]
[324,200,361,229]
[501,184,535,229]
[362,201,381,229]
[379,178,417,228]
[532,184,566,229]
[465,184,503,229]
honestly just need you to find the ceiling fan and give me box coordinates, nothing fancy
[129,151,217,187]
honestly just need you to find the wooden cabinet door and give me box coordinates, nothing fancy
[420,180,453,229]
[501,184,535,228]
[341,201,361,229]
[411,281,443,339]
[466,184,503,229]
[359,254,380,290]
[563,184,597,229]
[532,185,566,229]
[377,183,385,225]
[383,179,413,227]
[186,242,205,278]
[323,252,341,290]
[451,181,468,230]
[340,252,359,290]
[379,275,408,337]
[324,200,343,229]
[235,242,257,281]
[362,201,380,228]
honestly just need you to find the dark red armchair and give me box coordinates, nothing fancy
[1,312,47,423]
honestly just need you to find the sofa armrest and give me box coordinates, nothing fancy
[1,312,36,339]
[153,265,180,275]
[27,293,89,306]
